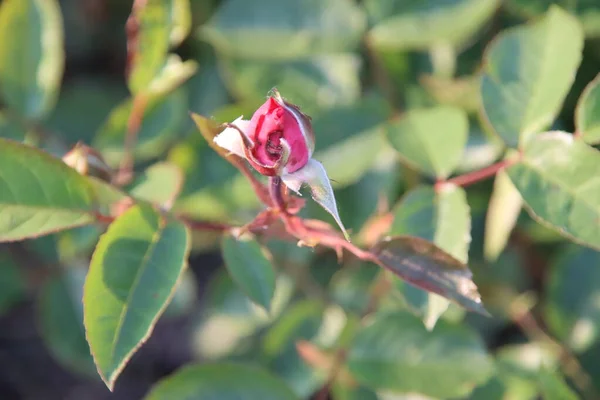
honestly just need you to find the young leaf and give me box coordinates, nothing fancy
[38,267,96,377]
[145,363,298,400]
[127,0,171,94]
[390,184,471,328]
[221,233,276,312]
[201,0,366,60]
[0,139,112,242]
[127,162,184,208]
[480,6,584,147]
[385,106,468,179]
[575,73,600,144]
[371,236,487,315]
[365,0,499,50]
[545,245,600,353]
[83,204,190,390]
[484,167,522,261]
[0,0,64,119]
[507,131,600,250]
[347,311,493,398]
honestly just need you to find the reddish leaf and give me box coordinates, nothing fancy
[371,236,488,315]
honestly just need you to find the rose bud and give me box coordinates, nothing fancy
[214,89,349,241]
[62,142,113,182]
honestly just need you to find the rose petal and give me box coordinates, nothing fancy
[282,159,350,241]
[213,116,251,158]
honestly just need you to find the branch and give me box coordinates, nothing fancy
[438,157,517,189]
[115,93,147,185]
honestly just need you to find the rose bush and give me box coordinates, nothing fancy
[0,0,599,399]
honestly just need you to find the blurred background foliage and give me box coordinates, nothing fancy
[0,0,600,399]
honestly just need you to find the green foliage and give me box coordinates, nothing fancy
[347,311,493,398]
[0,0,64,119]
[1,0,600,398]
[480,6,583,147]
[221,233,276,311]
[145,363,299,400]
[83,204,190,389]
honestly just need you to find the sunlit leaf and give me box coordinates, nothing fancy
[390,184,471,328]
[0,0,64,119]
[576,73,600,144]
[385,106,469,179]
[128,162,184,208]
[145,363,298,400]
[480,6,584,147]
[84,204,190,390]
[484,167,522,261]
[0,139,118,242]
[371,236,487,314]
[507,131,600,250]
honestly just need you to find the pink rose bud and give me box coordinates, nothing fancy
[244,94,314,175]
[214,89,349,241]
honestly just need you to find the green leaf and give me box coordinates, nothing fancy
[576,73,600,144]
[385,106,468,179]
[506,131,600,250]
[480,6,584,147]
[145,363,298,400]
[390,184,471,328]
[262,300,326,397]
[93,89,186,166]
[365,0,499,50]
[506,0,600,38]
[545,245,600,352]
[221,54,361,115]
[170,0,192,46]
[221,233,276,312]
[347,311,493,398]
[0,0,64,119]
[371,235,487,314]
[146,55,198,97]
[128,162,184,208]
[484,167,523,261]
[38,267,96,376]
[127,0,171,94]
[201,0,366,60]
[83,204,190,390]
[312,101,390,189]
[193,270,293,360]
[0,138,116,242]
[538,369,578,400]
[0,252,26,315]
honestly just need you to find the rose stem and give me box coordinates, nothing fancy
[269,176,287,213]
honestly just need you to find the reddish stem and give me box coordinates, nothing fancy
[269,176,286,212]
[180,218,232,232]
[440,158,516,189]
